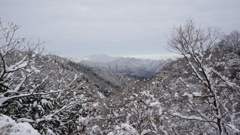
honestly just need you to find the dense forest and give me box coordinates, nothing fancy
[0,18,239,135]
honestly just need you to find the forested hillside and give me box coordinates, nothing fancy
[0,18,239,135]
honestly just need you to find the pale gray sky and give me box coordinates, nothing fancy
[1,0,239,59]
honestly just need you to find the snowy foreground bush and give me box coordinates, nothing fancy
[0,114,40,135]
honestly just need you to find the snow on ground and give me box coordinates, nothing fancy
[0,114,40,135]
[108,123,139,135]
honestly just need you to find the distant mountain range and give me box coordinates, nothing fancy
[70,54,169,79]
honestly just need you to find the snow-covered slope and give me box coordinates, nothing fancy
[77,54,168,78]
[0,114,40,135]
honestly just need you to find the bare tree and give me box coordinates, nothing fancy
[0,18,50,106]
[0,18,97,134]
[222,31,240,54]
[168,19,240,134]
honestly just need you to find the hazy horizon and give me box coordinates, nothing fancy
[66,53,181,62]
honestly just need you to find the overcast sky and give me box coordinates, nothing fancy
[1,0,240,59]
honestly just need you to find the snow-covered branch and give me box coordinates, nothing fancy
[172,112,214,123]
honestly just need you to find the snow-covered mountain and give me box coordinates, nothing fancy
[73,54,168,79]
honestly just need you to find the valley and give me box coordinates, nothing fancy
[73,54,169,79]
[0,18,239,135]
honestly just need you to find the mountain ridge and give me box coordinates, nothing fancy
[72,54,168,79]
